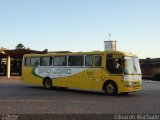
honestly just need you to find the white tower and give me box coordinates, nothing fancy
[104,33,117,51]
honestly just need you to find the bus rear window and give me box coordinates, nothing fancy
[25,58,30,66]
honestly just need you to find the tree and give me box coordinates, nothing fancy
[15,43,26,49]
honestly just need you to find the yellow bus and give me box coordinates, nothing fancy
[22,51,142,95]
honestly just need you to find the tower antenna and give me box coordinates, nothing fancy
[109,33,111,41]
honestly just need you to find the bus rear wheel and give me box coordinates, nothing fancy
[43,78,52,89]
[104,82,118,95]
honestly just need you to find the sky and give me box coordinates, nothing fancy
[0,0,160,58]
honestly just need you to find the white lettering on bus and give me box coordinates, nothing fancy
[38,68,71,75]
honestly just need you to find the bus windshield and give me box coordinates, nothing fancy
[124,57,141,75]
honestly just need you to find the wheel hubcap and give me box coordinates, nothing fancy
[106,84,114,94]
[45,80,51,88]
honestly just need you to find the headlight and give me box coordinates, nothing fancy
[126,81,133,87]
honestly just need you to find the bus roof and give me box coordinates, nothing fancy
[23,50,137,57]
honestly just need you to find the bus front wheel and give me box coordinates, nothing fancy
[43,78,52,89]
[104,81,118,95]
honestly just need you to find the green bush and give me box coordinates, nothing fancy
[153,73,160,81]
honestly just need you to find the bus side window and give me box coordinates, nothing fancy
[53,56,67,66]
[61,56,67,66]
[95,56,102,66]
[30,57,40,66]
[40,57,52,66]
[68,56,84,66]
[25,58,30,66]
[106,58,123,74]
[85,55,93,66]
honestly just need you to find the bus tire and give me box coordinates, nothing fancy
[104,81,118,95]
[43,78,52,89]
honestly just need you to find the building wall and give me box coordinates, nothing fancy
[140,58,160,78]
[0,48,44,78]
